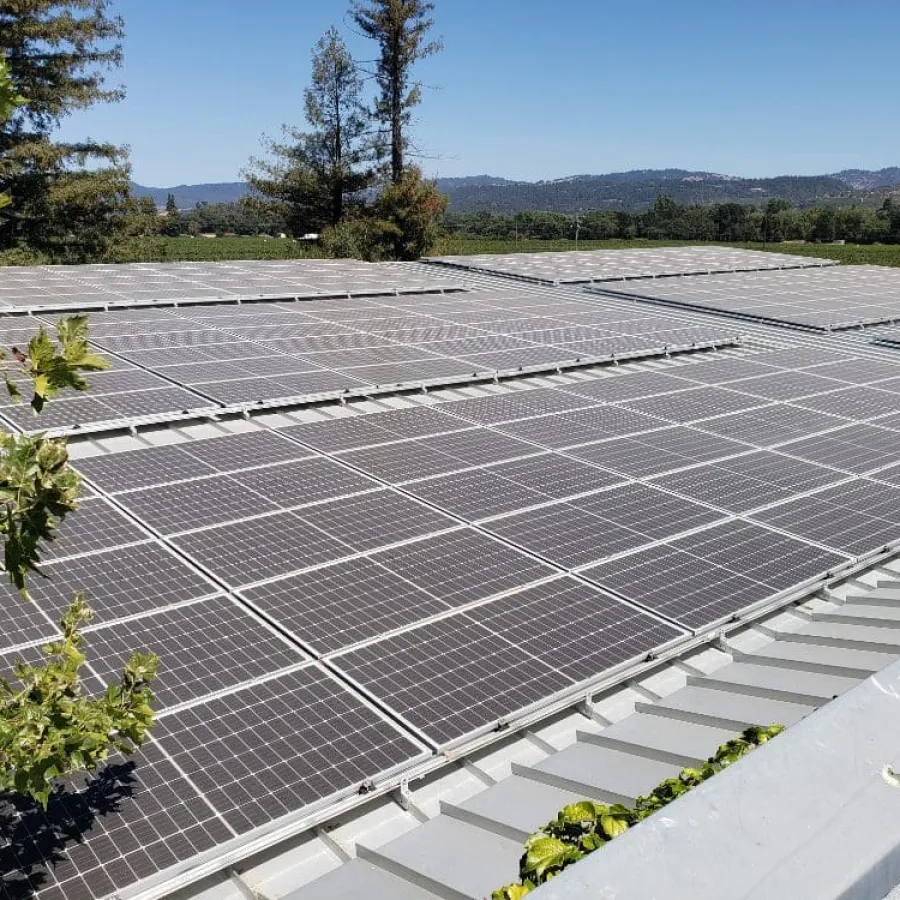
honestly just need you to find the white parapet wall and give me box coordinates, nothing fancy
[535,657,900,900]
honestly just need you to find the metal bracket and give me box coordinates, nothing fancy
[393,780,412,811]
[576,693,595,719]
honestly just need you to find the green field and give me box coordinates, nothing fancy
[151,236,321,261]
[430,237,900,267]
[129,236,900,267]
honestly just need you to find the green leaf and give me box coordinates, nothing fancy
[520,835,582,884]
[492,885,533,900]
[600,813,630,839]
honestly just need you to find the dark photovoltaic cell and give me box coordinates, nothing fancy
[171,511,354,587]
[82,596,305,709]
[242,557,451,654]
[230,457,379,509]
[485,503,657,569]
[584,520,845,630]
[44,498,148,560]
[778,424,900,473]
[331,615,573,745]
[73,444,218,493]
[463,578,683,683]
[115,475,280,535]
[0,584,58,650]
[296,491,456,553]
[370,529,555,607]
[25,542,216,624]
[0,742,234,900]
[153,668,425,834]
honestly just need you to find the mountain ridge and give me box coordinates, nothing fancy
[131,167,900,215]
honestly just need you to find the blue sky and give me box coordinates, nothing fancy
[56,0,899,186]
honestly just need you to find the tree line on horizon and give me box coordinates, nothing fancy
[152,193,900,249]
[0,0,447,265]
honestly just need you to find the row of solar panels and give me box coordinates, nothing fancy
[427,246,836,284]
[0,287,735,435]
[9,339,900,900]
[0,259,460,310]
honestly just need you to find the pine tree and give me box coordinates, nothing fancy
[350,0,441,184]
[0,1,131,260]
[245,27,375,234]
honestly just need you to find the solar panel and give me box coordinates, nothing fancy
[24,542,216,625]
[487,453,624,499]
[241,557,450,654]
[0,583,58,651]
[405,468,546,520]
[44,498,148,561]
[153,667,425,833]
[82,596,305,709]
[115,474,279,535]
[570,427,751,478]
[652,452,845,514]
[178,430,313,471]
[778,424,900,473]
[74,445,217,493]
[427,247,831,285]
[484,502,656,568]
[463,578,683,683]
[331,615,573,746]
[584,521,845,629]
[171,512,353,588]
[336,440,471,482]
[569,483,723,539]
[591,266,900,332]
[370,528,554,607]
[0,742,234,900]
[296,491,456,553]
[230,457,379,509]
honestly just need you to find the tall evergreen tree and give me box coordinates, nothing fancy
[0,1,132,260]
[245,27,374,234]
[350,0,441,184]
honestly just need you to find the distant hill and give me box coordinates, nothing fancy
[832,167,900,190]
[131,167,900,215]
[130,181,248,208]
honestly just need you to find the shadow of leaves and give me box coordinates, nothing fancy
[0,762,136,899]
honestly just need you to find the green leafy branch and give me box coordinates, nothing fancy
[492,725,784,898]
[0,595,158,809]
[2,315,110,413]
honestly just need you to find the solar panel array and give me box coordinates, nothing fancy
[593,265,900,331]
[10,253,900,900]
[427,246,834,284]
[0,288,735,435]
[0,259,459,311]
[10,330,900,898]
